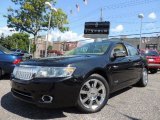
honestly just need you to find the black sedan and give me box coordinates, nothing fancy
[11,40,148,113]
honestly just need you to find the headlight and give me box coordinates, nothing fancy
[35,67,76,78]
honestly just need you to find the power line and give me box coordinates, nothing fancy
[69,6,159,26]
[70,0,158,23]
[104,0,156,10]
[109,21,157,24]
[109,31,160,38]
[117,26,160,33]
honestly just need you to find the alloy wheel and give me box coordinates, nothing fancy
[143,68,148,85]
[79,79,106,110]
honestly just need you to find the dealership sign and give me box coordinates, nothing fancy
[84,21,110,38]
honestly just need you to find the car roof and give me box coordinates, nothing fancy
[143,49,158,52]
[95,39,132,46]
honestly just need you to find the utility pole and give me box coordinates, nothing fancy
[100,8,103,22]
[28,39,31,54]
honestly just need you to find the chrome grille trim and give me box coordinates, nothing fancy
[13,65,39,80]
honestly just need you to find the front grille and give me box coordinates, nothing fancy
[13,65,39,80]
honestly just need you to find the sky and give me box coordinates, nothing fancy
[0,0,160,41]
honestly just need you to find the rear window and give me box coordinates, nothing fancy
[144,50,159,56]
[0,45,12,54]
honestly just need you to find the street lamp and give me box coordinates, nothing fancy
[138,13,144,50]
[45,2,57,58]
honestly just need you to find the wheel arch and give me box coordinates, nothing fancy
[84,68,111,87]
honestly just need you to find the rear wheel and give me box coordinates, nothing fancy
[136,68,148,87]
[77,74,109,113]
[150,69,158,74]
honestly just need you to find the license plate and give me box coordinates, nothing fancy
[148,59,154,62]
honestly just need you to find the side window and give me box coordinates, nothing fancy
[111,44,127,57]
[127,45,139,56]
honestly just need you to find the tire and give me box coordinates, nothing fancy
[136,68,148,87]
[150,69,158,74]
[77,74,109,113]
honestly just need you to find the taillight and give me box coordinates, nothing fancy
[13,59,22,64]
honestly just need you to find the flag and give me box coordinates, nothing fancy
[76,4,80,12]
[70,10,73,15]
[83,0,88,5]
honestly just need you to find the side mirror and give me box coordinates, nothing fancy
[113,51,127,58]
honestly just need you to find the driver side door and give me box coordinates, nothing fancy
[108,43,134,91]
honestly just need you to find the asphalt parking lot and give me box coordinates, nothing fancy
[0,72,160,120]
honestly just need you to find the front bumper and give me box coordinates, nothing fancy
[11,77,82,108]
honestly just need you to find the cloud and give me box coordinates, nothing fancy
[0,26,17,36]
[49,30,85,42]
[111,25,124,33]
[148,12,157,20]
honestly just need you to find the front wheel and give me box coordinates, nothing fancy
[136,68,148,87]
[77,74,109,113]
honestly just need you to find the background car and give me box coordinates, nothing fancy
[141,49,160,73]
[22,50,32,59]
[0,45,22,78]
[48,50,63,56]
[11,49,32,60]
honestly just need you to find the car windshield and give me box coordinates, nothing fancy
[65,41,111,55]
[0,45,12,54]
[144,50,159,56]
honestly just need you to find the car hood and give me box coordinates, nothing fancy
[20,55,100,66]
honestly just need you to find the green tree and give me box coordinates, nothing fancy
[1,33,30,51]
[47,45,52,51]
[5,0,69,54]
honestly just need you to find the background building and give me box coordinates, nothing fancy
[34,36,78,58]
[34,36,52,58]
[122,36,160,50]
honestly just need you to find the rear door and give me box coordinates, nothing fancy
[126,44,142,81]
